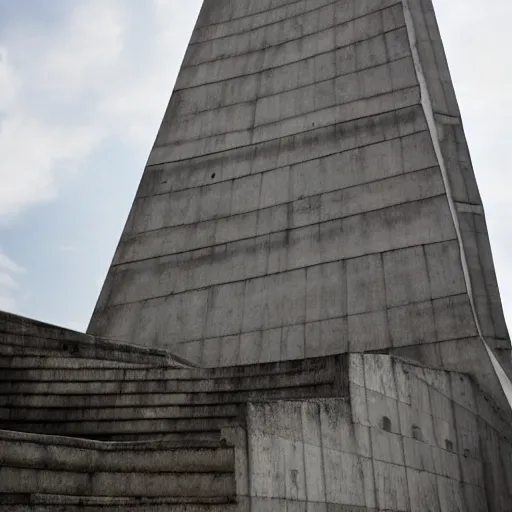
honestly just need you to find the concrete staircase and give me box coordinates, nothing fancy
[0,356,343,442]
[0,315,346,510]
[0,311,192,368]
[0,429,237,511]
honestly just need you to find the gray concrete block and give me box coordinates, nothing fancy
[403,436,436,473]
[259,167,291,209]
[366,389,400,435]
[281,324,305,361]
[259,327,282,363]
[219,335,240,367]
[203,282,244,339]
[385,27,411,61]
[348,310,390,352]
[449,372,477,413]
[350,383,371,427]
[303,442,325,502]
[349,353,365,386]
[322,449,366,506]
[436,475,465,512]
[239,331,262,365]
[383,246,430,308]
[453,404,478,460]
[306,261,346,323]
[231,174,262,215]
[318,399,354,453]
[398,402,435,446]
[463,483,489,512]
[242,270,306,333]
[424,240,467,299]
[371,427,404,465]
[388,300,437,347]
[363,354,397,399]
[355,34,388,70]
[433,295,478,341]
[346,254,386,315]
[406,468,440,512]
[373,460,409,511]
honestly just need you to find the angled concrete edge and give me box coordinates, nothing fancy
[403,0,511,408]
[0,310,196,368]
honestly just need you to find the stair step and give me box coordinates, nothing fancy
[0,466,235,497]
[0,417,240,437]
[0,434,234,473]
[83,432,221,443]
[0,356,152,369]
[0,343,189,368]
[0,494,238,511]
[0,354,340,379]
[0,368,334,394]
[0,383,337,408]
[1,404,241,421]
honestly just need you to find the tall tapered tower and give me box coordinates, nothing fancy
[88,0,510,395]
[1,1,512,509]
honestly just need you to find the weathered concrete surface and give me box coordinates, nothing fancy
[78,2,512,508]
[0,429,237,506]
[0,355,346,442]
[0,310,192,367]
[233,354,512,511]
[2,354,510,511]
[88,0,510,395]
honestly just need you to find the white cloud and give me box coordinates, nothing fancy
[39,1,125,98]
[59,245,81,253]
[0,250,24,312]
[0,0,201,223]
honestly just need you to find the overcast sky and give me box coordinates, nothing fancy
[0,0,510,333]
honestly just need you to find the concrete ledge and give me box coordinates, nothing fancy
[0,369,337,395]
[0,353,345,381]
[0,417,242,438]
[0,494,236,505]
[1,404,242,422]
[0,430,234,474]
[0,494,238,512]
[0,383,340,408]
[0,356,152,369]
[0,311,194,368]
[0,466,236,498]
[0,428,224,451]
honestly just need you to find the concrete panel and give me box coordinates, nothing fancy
[388,300,437,347]
[348,310,390,352]
[373,460,409,511]
[306,261,346,323]
[433,295,478,341]
[346,254,386,315]
[383,246,430,308]
[407,468,440,512]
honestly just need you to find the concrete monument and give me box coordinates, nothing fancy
[88,0,510,380]
[0,0,511,510]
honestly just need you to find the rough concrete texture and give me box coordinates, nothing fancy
[236,354,512,511]
[88,0,510,387]
[1,352,511,511]
[0,355,345,442]
[4,0,512,509]
[0,310,192,368]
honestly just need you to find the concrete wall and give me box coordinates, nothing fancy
[0,310,189,367]
[238,354,512,511]
[88,0,509,371]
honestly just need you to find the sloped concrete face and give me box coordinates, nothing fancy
[88,0,509,374]
[225,354,512,511]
